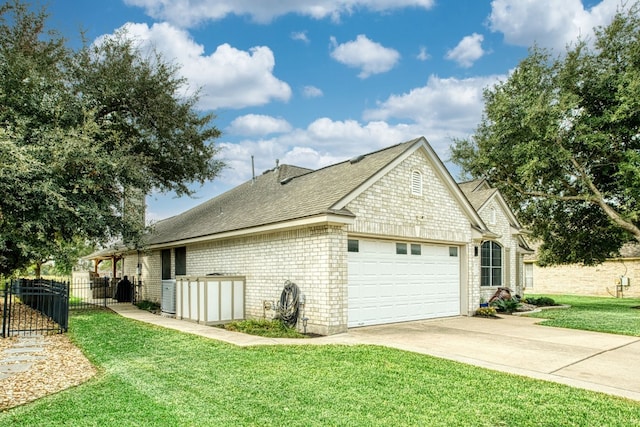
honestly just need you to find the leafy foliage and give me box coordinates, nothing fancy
[523,296,557,307]
[0,1,223,275]
[491,298,521,314]
[451,5,640,265]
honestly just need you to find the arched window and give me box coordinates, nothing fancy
[411,170,423,196]
[481,241,502,287]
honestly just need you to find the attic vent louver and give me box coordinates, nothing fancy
[280,177,294,185]
[349,154,365,164]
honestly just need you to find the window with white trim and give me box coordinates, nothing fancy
[411,170,423,196]
[481,241,502,287]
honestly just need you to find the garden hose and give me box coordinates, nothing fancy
[276,280,300,327]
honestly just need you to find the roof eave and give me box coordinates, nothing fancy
[146,211,355,249]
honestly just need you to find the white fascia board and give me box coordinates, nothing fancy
[146,213,354,249]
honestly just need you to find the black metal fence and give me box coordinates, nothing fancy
[2,279,69,337]
[2,277,141,337]
[68,277,140,310]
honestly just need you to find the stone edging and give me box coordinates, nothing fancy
[512,304,571,316]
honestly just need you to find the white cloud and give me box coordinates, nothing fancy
[417,46,430,61]
[99,22,291,110]
[445,33,485,68]
[217,119,418,184]
[364,74,503,132]
[170,74,501,200]
[125,0,436,26]
[226,115,293,136]
[291,31,310,43]
[330,34,400,78]
[302,85,324,98]
[488,0,623,50]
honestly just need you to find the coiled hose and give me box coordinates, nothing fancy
[276,280,300,327]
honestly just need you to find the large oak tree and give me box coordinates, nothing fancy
[451,6,640,266]
[0,1,224,275]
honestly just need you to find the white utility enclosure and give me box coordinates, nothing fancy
[175,276,245,325]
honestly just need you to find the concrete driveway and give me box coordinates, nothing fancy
[339,315,640,401]
[112,305,640,401]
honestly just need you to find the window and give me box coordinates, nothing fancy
[449,247,458,257]
[481,241,502,287]
[411,170,423,196]
[348,239,359,253]
[411,244,421,255]
[161,249,171,280]
[175,247,186,276]
[396,243,408,255]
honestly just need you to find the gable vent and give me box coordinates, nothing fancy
[411,170,423,196]
[349,154,365,164]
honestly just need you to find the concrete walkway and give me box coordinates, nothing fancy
[110,305,640,402]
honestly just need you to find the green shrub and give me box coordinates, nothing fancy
[135,300,161,312]
[523,296,556,307]
[491,298,520,314]
[475,307,498,318]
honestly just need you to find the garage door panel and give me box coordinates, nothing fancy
[348,239,460,327]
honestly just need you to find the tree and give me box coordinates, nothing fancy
[450,6,640,266]
[0,1,224,276]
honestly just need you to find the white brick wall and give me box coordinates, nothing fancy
[347,150,471,243]
[129,226,349,336]
[476,198,522,302]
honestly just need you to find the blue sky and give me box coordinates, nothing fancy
[42,0,620,221]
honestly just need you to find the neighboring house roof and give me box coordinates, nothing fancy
[620,243,640,258]
[457,178,491,194]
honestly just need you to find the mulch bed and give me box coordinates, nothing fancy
[0,300,97,411]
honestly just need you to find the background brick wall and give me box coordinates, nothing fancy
[526,259,640,298]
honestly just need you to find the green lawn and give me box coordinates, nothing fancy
[524,294,640,336]
[1,310,639,426]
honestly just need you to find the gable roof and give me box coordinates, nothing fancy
[147,139,421,246]
[458,178,491,194]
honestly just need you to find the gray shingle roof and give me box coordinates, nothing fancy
[462,188,497,211]
[457,179,485,194]
[147,139,420,245]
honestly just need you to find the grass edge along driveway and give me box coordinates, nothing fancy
[1,310,639,426]
[524,294,640,336]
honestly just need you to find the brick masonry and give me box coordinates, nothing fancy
[525,259,640,298]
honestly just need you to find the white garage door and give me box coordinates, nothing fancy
[348,239,461,327]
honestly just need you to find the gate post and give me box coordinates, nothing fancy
[2,281,10,338]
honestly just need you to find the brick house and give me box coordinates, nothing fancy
[524,244,640,298]
[102,137,530,335]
